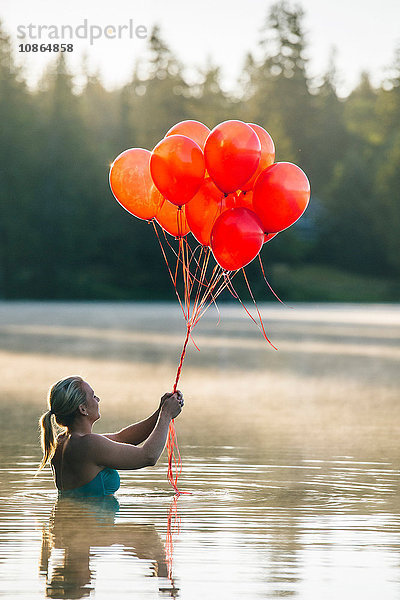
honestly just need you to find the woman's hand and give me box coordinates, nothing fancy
[161,391,184,420]
[159,390,183,411]
[158,392,171,411]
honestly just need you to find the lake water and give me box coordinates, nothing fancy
[0,301,400,599]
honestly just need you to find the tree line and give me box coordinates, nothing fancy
[1,1,399,301]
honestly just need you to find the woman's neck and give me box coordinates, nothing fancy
[68,417,93,436]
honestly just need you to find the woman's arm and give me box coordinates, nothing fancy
[103,409,160,445]
[103,392,181,445]
[84,394,183,470]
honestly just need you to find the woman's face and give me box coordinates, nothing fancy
[81,381,101,422]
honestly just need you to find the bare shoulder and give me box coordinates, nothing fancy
[78,433,115,452]
[78,432,131,459]
[60,433,113,464]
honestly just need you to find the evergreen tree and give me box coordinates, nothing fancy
[187,61,232,127]
[310,50,348,192]
[344,72,381,144]
[373,129,400,275]
[80,66,121,156]
[317,68,399,278]
[371,49,400,275]
[0,23,37,297]
[248,1,313,164]
[130,26,191,149]
[316,143,384,275]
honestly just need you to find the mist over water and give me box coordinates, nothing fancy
[1,301,400,599]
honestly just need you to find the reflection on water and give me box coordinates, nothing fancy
[0,302,400,598]
[40,496,174,598]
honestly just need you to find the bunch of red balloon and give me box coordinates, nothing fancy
[109,119,310,494]
[110,119,310,272]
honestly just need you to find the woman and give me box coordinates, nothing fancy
[38,376,184,497]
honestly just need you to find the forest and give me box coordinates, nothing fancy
[1,2,399,301]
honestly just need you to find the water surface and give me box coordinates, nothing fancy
[0,302,399,599]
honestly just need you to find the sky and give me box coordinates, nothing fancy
[1,0,400,97]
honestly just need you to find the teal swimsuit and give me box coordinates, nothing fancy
[58,468,120,498]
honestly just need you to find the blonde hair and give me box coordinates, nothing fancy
[37,376,87,472]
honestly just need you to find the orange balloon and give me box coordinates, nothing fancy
[156,201,190,238]
[109,148,164,220]
[186,178,237,246]
[210,207,264,271]
[204,120,261,194]
[165,120,210,150]
[242,124,275,192]
[253,162,310,233]
[150,135,205,206]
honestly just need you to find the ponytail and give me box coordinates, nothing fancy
[37,376,86,473]
[38,410,57,472]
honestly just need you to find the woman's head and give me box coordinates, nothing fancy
[48,376,88,426]
[38,376,96,472]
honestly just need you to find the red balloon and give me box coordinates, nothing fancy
[156,201,190,238]
[264,233,277,243]
[165,120,210,150]
[242,124,275,192]
[109,148,164,220]
[237,197,277,243]
[150,135,205,207]
[210,207,264,271]
[236,190,254,210]
[204,120,261,194]
[237,194,278,240]
[252,162,310,233]
[186,178,237,246]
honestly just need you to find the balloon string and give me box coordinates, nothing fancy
[191,246,206,312]
[166,247,222,493]
[153,221,187,493]
[152,221,187,320]
[223,270,277,350]
[241,268,278,350]
[258,254,292,308]
[162,230,213,289]
[167,237,193,495]
[153,234,233,492]
[223,271,259,326]
[194,266,236,325]
[165,493,181,580]
[196,248,214,313]
[173,324,191,393]
[167,420,182,494]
